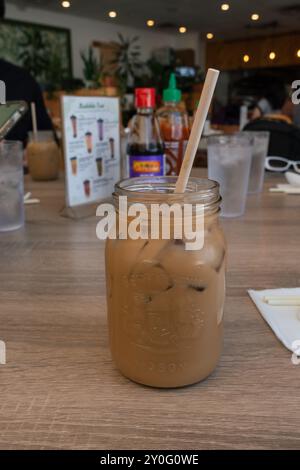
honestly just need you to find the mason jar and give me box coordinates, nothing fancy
[27,131,60,181]
[105,176,226,388]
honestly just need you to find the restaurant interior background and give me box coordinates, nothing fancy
[4,0,300,130]
[1,0,300,452]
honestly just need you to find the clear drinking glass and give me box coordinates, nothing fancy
[243,131,270,194]
[0,141,24,232]
[106,176,226,388]
[207,134,253,217]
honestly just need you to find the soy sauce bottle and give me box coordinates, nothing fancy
[126,88,165,178]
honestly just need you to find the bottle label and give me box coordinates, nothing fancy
[128,155,165,177]
[165,141,188,176]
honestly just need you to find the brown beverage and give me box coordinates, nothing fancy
[85,132,93,153]
[83,179,91,197]
[70,157,77,176]
[105,177,226,388]
[96,157,103,177]
[71,115,77,138]
[27,132,60,181]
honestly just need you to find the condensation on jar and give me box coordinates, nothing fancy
[105,176,226,388]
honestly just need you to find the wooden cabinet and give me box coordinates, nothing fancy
[206,33,300,70]
[175,49,196,66]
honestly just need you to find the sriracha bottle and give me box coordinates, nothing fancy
[156,74,190,176]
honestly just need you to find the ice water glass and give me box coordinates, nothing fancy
[243,131,270,194]
[207,134,253,217]
[0,141,24,232]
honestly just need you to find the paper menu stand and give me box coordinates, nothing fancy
[60,95,121,219]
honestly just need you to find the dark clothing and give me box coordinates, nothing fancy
[244,118,300,161]
[0,59,53,144]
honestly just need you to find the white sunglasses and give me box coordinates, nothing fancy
[265,156,300,173]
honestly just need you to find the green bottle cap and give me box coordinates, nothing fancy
[163,73,182,103]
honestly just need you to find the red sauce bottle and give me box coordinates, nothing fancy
[156,74,190,176]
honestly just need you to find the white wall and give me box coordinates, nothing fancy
[6,2,204,78]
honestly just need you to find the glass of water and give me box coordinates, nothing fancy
[207,134,253,218]
[0,141,24,232]
[242,131,270,194]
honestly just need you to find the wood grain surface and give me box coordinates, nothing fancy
[0,170,299,450]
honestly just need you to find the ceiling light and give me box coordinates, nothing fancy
[179,26,187,34]
[221,4,230,11]
[297,49,300,58]
[108,11,117,18]
[269,51,276,60]
[147,20,155,27]
[251,13,260,21]
[243,54,250,63]
[61,1,70,7]
[206,33,214,40]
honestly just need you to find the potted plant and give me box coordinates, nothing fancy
[44,52,69,98]
[18,28,50,84]
[80,46,102,89]
[111,34,143,94]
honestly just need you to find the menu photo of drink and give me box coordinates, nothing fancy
[61,95,120,209]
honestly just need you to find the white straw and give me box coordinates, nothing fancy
[264,295,300,305]
[24,192,31,201]
[269,187,300,194]
[265,300,300,306]
[24,198,40,205]
[31,102,38,141]
[264,295,300,300]
[175,68,220,193]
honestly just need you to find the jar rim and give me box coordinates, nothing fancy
[114,176,221,211]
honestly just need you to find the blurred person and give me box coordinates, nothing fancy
[251,77,287,120]
[282,93,300,127]
[292,105,300,127]
[0,0,53,144]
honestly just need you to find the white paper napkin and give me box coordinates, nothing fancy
[248,288,300,352]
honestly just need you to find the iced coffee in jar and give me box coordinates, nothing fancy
[105,176,226,388]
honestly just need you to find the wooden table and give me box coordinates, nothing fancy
[0,171,299,450]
